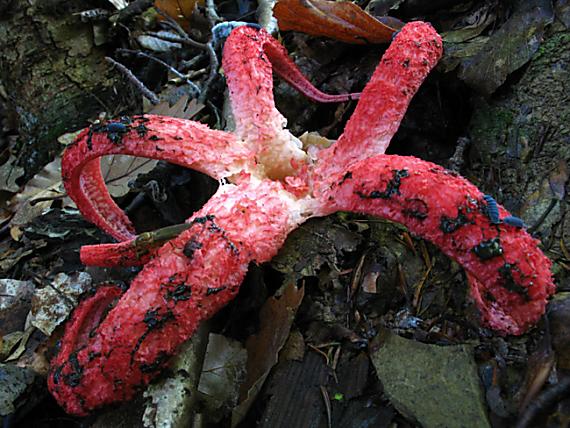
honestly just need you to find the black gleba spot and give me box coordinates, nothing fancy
[166,284,192,302]
[440,210,471,234]
[357,169,409,200]
[499,263,530,301]
[183,238,203,259]
[63,352,83,387]
[473,237,503,260]
[206,286,226,295]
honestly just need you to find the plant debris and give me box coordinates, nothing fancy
[0,0,568,426]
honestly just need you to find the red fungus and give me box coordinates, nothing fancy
[49,22,555,415]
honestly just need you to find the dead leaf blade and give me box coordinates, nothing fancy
[275,0,398,44]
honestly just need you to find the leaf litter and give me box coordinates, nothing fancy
[1,0,569,426]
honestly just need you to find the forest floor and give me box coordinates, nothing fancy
[1,0,570,427]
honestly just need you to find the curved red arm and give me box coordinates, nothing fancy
[62,115,254,241]
[314,22,443,180]
[48,177,305,415]
[313,155,555,335]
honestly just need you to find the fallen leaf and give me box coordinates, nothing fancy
[143,331,207,428]
[198,334,247,422]
[1,331,23,361]
[0,240,47,274]
[4,327,34,363]
[0,279,34,335]
[0,155,24,193]
[274,0,402,44]
[441,2,495,43]
[30,272,92,336]
[0,363,35,416]
[148,94,205,120]
[279,329,305,361]
[458,0,554,95]
[438,36,489,73]
[518,334,555,411]
[8,158,68,229]
[101,155,158,198]
[233,282,305,426]
[57,129,83,146]
[155,0,203,26]
[252,351,331,427]
[271,217,361,280]
[371,330,490,428]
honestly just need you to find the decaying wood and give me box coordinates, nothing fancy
[0,0,139,180]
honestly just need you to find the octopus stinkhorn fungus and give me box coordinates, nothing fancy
[49,22,555,415]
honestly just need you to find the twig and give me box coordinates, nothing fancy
[198,43,219,103]
[115,0,154,23]
[319,386,333,428]
[105,57,160,105]
[516,377,570,428]
[153,6,222,104]
[257,0,278,33]
[146,31,207,50]
[528,198,558,234]
[205,0,222,27]
[448,136,470,173]
[117,49,201,98]
[30,194,66,206]
[155,8,207,47]
[180,53,207,71]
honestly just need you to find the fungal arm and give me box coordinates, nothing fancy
[48,176,309,415]
[313,155,555,335]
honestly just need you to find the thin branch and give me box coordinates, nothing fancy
[257,0,278,33]
[146,31,207,50]
[105,57,160,105]
[516,377,570,428]
[447,136,470,173]
[115,0,154,22]
[205,0,222,27]
[528,198,558,234]
[198,42,219,103]
[156,8,187,34]
[117,48,201,97]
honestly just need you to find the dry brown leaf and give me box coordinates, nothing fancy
[107,0,128,9]
[30,272,93,336]
[101,155,158,198]
[155,0,203,26]
[9,158,68,229]
[274,0,402,44]
[198,334,247,421]
[1,332,24,361]
[0,155,24,193]
[147,95,205,120]
[4,327,34,363]
[232,282,304,426]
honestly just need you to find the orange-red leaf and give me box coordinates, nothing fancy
[274,0,403,44]
[155,0,202,26]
